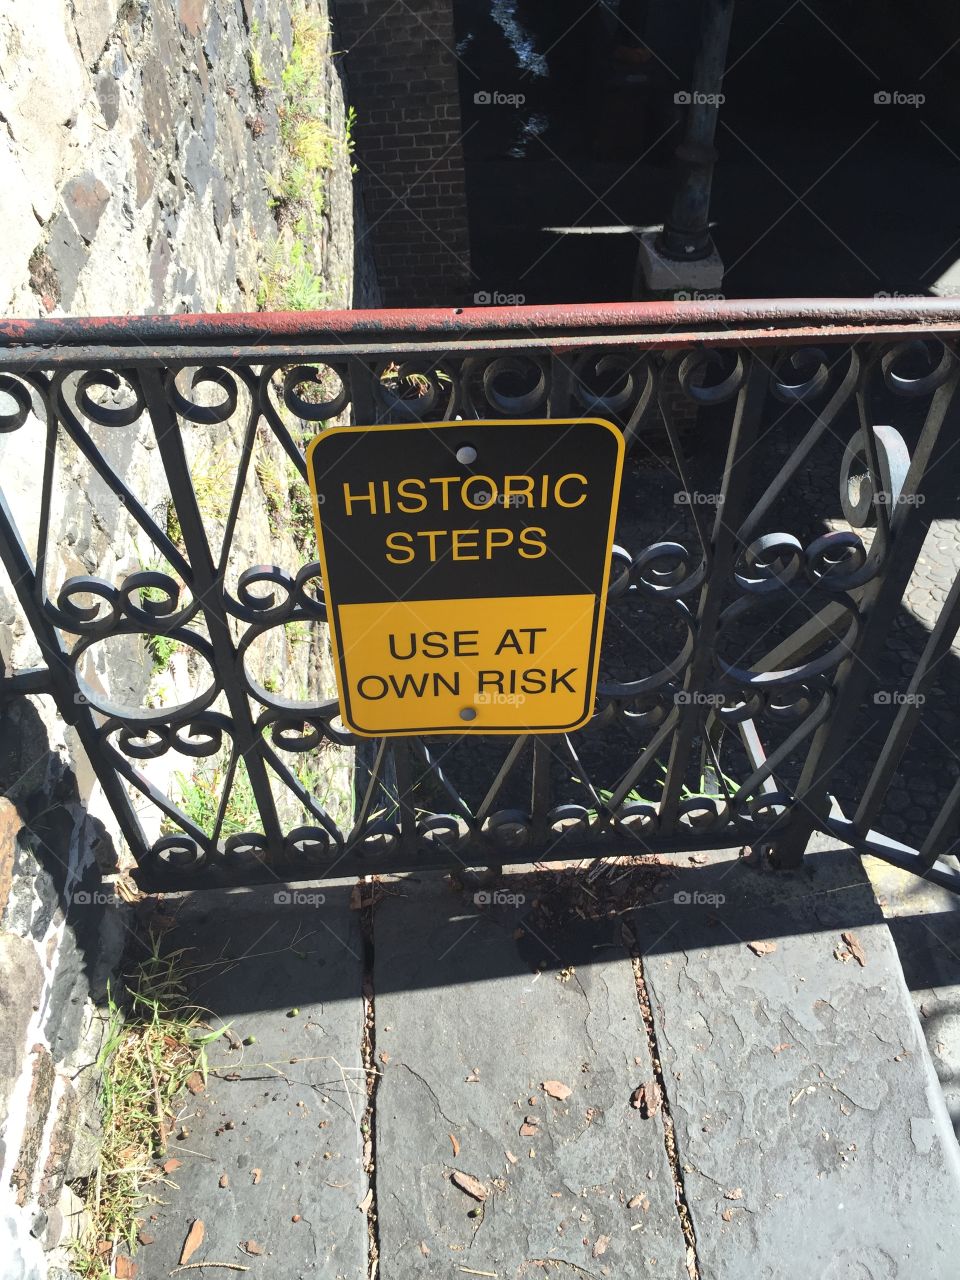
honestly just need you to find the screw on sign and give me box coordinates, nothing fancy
[307,418,624,735]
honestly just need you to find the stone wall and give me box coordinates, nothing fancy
[333,0,471,305]
[1,0,380,315]
[0,1,379,1273]
[0,776,126,1276]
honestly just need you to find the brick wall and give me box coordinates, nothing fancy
[333,0,471,306]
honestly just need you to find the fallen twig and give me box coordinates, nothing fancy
[148,1056,167,1149]
[170,1266,250,1274]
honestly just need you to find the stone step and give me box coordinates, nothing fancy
[145,885,367,1280]
[145,842,960,1280]
[372,878,688,1278]
[635,843,960,1279]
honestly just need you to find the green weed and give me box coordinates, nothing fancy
[247,18,271,100]
[173,756,260,839]
[256,453,287,538]
[258,3,358,309]
[345,104,359,174]
[165,447,233,549]
[71,936,224,1277]
[258,237,331,312]
[146,633,178,674]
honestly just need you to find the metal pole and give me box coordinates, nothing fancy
[656,0,736,262]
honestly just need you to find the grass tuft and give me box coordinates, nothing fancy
[72,934,224,1278]
[165,446,233,550]
[255,453,287,538]
[167,755,260,840]
[247,16,271,101]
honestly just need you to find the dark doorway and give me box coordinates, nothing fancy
[451,0,960,302]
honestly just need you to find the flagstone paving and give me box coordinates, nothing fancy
[142,844,960,1280]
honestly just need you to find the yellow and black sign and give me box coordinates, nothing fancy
[307,418,624,736]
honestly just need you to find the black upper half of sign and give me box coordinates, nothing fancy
[311,420,622,606]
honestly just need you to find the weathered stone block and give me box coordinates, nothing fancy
[0,140,46,307]
[183,134,211,198]
[0,798,23,918]
[73,0,123,69]
[130,135,154,208]
[145,888,368,1276]
[0,1211,44,1280]
[44,901,102,1062]
[149,233,173,305]
[142,58,175,153]
[38,1080,78,1209]
[27,248,61,313]
[0,935,43,1167]
[44,211,88,312]
[639,847,960,1278]
[62,173,111,245]
[178,0,208,38]
[11,1046,55,1206]
[95,72,121,129]
[3,802,76,943]
[373,880,688,1277]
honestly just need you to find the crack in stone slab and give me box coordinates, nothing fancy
[629,943,700,1280]
[397,1061,461,1131]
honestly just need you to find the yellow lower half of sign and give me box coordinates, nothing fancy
[335,593,599,735]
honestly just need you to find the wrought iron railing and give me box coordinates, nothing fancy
[2,300,960,892]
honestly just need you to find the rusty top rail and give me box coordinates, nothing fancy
[3,297,960,363]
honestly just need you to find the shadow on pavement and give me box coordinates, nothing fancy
[150,844,950,1012]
